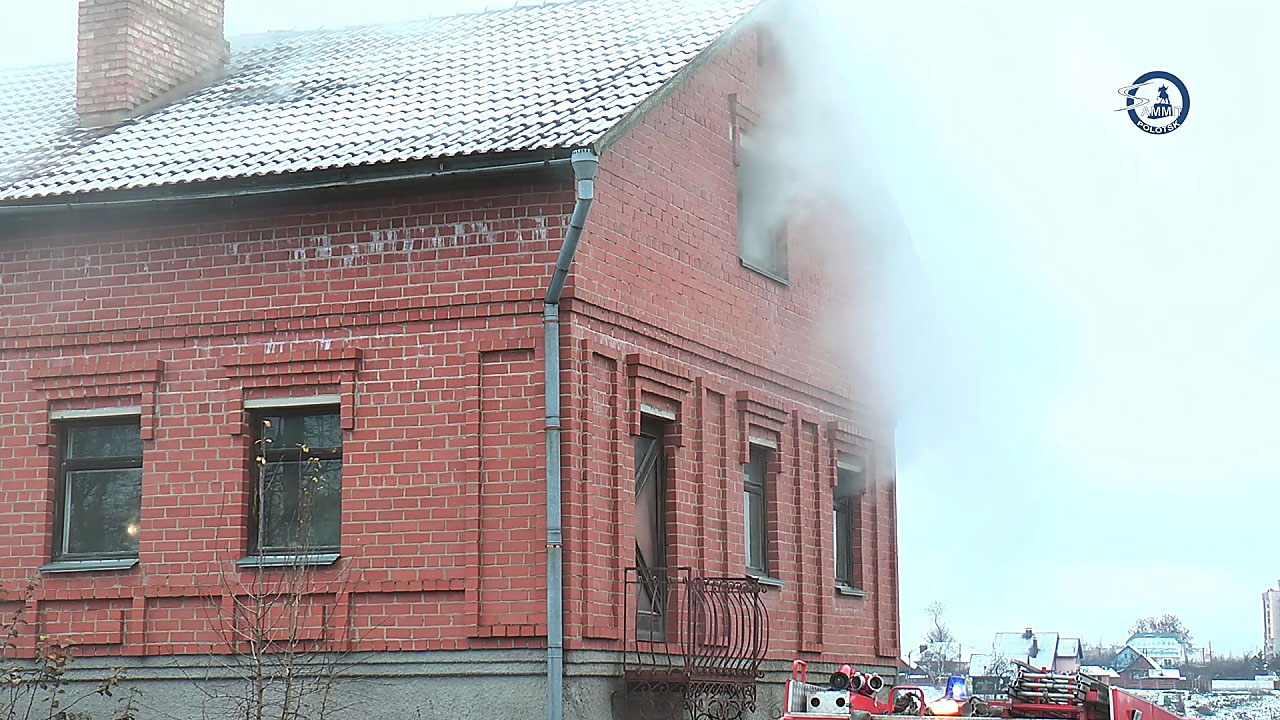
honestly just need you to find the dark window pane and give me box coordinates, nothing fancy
[63,468,141,556]
[633,434,652,476]
[835,463,865,588]
[258,460,300,549]
[745,446,768,489]
[259,411,341,457]
[66,424,142,459]
[305,458,342,548]
[633,420,669,635]
[301,413,342,449]
[745,487,767,573]
[744,446,771,574]
[258,457,342,552]
[835,503,853,586]
[835,465,865,501]
[259,415,287,449]
[636,468,661,568]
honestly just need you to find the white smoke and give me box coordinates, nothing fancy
[742,0,939,419]
[755,0,1280,654]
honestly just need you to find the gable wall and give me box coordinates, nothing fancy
[562,21,900,667]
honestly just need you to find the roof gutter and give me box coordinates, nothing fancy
[543,147,598,720]
[0,155,571,218]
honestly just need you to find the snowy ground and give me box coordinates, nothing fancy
[1126,689,1280,719]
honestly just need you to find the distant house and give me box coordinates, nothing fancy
[1056,637,1083,672]
[989,628,1084,672]
[1125,633,1187,667]
[967,628,1084,697]
[1079,665,1118,685]
[899,655,920,676]
[1111,646,1189,689]
[1114,645,1160,676]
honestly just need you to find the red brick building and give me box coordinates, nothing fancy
[0,1,899,718]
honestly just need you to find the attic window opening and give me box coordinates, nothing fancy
[732,96,789,283]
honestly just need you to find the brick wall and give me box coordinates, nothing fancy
[563,24,900,666]
[0,19,898,671]
[77,0,228,121]
[0,182,573,656]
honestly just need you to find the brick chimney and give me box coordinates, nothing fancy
[76,0,228,126]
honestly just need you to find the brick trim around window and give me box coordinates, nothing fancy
[217,346,361,435]
[624,352,692,446]
[31,356,163,446]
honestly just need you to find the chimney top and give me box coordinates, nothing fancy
[76,0,228,126]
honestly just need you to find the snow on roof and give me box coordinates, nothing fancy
[1057,638,1081,658]
[1117,646,1162,671]
[1030,632,1059,668]
[1080,665,1119,678]
[1126,634,1185,655]
[992,632,1036,660]
[970,653,1009,677]
[0,0,760,202]
[992,631,1062,667]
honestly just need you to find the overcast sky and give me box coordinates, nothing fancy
[1,0,1276,658]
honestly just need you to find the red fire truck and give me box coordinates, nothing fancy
[778,659,1188,720]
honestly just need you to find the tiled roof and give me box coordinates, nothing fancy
[0,0,759,203]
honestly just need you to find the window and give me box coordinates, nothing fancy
[744,445,771,575]
[250,408,342,556]
[634,418,669,576]
[736,133,789,280]
[732,96,789,281]
[834,462,866,589]
[634,417,669,638]
[54,419,143,560]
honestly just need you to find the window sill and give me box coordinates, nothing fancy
[836,585,869,598]
[739,258,791,286]
[237,553,340,568]
[747,573,785,589]
[40,558,138,574]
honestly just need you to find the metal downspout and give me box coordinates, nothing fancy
[545,148,598,720]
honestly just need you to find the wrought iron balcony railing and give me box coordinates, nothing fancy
[622,566,769,684]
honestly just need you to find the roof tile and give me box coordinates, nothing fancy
[0,0,758,203]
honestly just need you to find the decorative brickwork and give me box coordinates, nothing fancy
[0,24,898,676]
